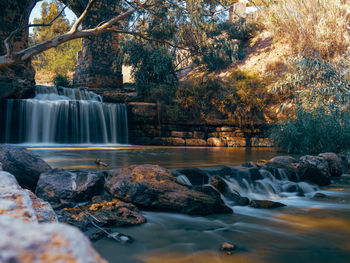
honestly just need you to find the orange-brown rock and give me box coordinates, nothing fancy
[105,165,232,215]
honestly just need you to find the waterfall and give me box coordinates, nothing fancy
[1,86,128,144]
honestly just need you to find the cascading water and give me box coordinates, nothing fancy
[175,166,319,201]
[0,86,128,144]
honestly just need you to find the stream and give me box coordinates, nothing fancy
[27,146,350,263]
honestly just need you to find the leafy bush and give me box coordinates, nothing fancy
[270,56,350,153]
[175,70,269,125]
[189,19,252,71]
[260,0,350,59]
[54,74,70,87]
[270,106,350,154]
[121,41,177,104]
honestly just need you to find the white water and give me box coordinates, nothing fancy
[2,86,128,144]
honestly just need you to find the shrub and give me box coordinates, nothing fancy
[53,74,71,87]
[270,56,350,153]
[175,70,269,125]
[260,0,350,59]
[270,106,350,154]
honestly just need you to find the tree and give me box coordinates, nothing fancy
[30,0,81,76]
[0,0,237,69]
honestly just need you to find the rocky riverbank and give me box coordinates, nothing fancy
[0,145,349,262]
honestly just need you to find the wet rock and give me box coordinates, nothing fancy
[0,145,51,191]
[241,161,259,168]
[105,165,232,215]
[220,242,235,255]
[36,169,105,209]
[297,155,331,186]
[209,176,250,206]
[268,156,298,166]
[0,215,107,263]
[318,152,342,177]
[173,168,209,185]
[250,200,286,209]
[313,192,328,199]
[57,198,146,232]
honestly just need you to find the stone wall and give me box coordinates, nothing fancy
[127,102,271,147]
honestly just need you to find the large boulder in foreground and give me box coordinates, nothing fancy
[0,215,107,263]
[105,165,232,215]
[0,171,57,223]
[0,171,106,263]
[0,145,51,191]
[36,169,105,209]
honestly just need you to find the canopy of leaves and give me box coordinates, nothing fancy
[30,0,81,77]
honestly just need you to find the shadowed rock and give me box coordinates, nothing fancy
[250,200,286,209]
[0,145,51,191]
[36,169,105,209]
[105,165,232,215]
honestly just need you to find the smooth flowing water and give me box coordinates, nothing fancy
[27,146,350,263]
[0,86,128,144]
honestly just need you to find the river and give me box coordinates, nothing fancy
[27,145,350,263]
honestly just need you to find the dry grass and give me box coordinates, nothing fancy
[258,0,350,59]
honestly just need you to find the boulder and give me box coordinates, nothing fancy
[297,155,331,186]
[0,145,51,191]
[0,171,106,262]
[318,152,342,177]
[36,169,105,209]
[0,215,107,263]
[250,200,286,209]
[105,165,232,215]
[0,171,57,223]
[58,198,146,232]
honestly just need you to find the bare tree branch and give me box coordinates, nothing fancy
[0,5,138,69]
[69,0,96,33]
[4,5,67,57]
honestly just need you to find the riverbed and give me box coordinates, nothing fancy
[27,146,350,263]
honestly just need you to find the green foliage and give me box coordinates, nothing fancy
[183,19,251,71]
[53,74,71,87]
[30,0,81,76]
[270,106,350,154]
[175,69,268,125]
[270,56,350,153]
[121,41,177,103]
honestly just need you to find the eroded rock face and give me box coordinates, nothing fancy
[36,169,105,209]
[0,171,106,262]
[58,198,146,232]
[0,171,57,223]
[105,165,232,215]
[0,215,107,263]
[0,145,51,191]
[318,152,342,177]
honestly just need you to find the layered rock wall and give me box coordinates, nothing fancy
[127,102,271,147]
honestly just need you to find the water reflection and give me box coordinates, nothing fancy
[27,146,278,169]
